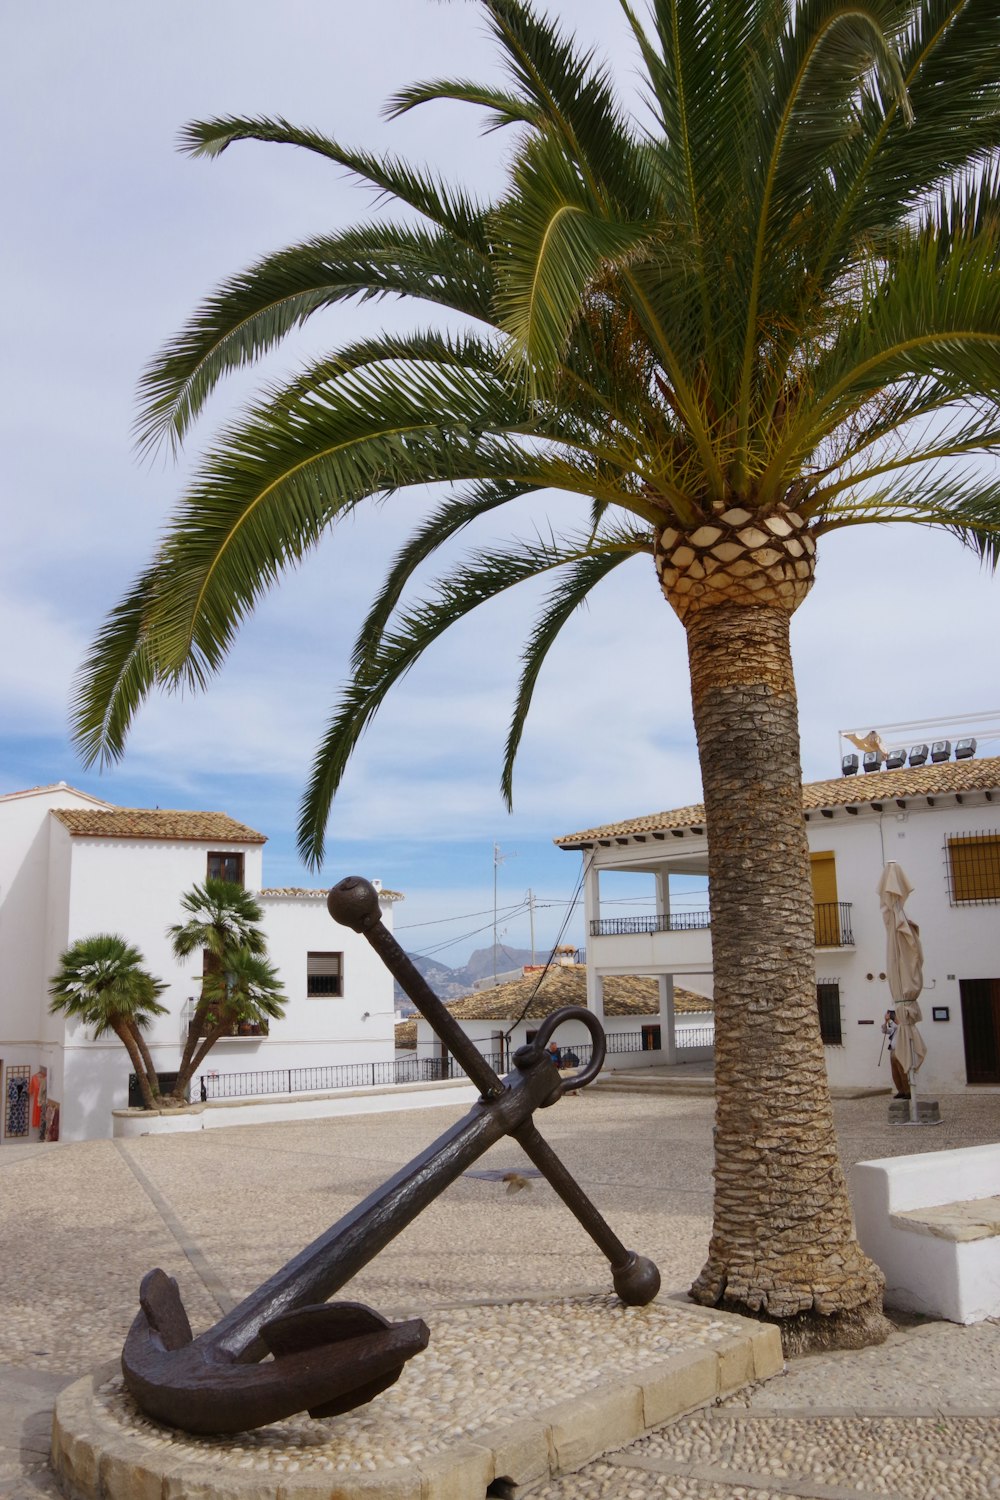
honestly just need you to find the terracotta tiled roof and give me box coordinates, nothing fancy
[259,887,404,901]
[51,808,266,843]
[394,968,711,1048]
[555,755,1000,846]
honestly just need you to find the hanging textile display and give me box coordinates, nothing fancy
[5,1065,31,1138]
[43,1100,60,1143]
[30,1067,47,1130]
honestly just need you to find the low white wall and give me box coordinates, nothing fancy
[112,1078,479,1137]
[851,1144,1000,1323]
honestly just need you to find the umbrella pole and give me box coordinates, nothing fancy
[909,1067,918,1124]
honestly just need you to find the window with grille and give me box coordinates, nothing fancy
[307,952,344,997]
[207,851,244,884]
[946,833,1000,905]
[816,981,842,1046]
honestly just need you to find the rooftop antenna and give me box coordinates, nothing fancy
[493,843,515,983]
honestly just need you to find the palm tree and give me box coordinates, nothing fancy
[167,878,283,1097]
[49,935,168,1110]
[73,0,1000,1348]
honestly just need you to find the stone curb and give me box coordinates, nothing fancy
[50,1310,783,1499]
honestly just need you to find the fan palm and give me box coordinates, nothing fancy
[167,878,282,1096]
[49,935,168,1110]
[74,0,1000,1346]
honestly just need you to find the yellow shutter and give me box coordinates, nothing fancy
[948,837,1000,902]
[811,852,838,946]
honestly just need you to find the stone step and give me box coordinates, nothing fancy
[594,1072,715,1097]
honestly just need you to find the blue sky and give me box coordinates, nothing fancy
[3,1,999,967]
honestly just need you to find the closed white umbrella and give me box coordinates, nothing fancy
[877,862,927,1121]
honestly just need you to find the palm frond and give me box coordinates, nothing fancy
[180,115,490,245]
[71,565,161,768]
[135,223,495,453]
[819,468,1000,568]
[350,479,541,672]
[386,77,542,132]
[501,541,645,806]
[298,523,649,865]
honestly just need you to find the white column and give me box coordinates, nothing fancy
[659,973,676,1064]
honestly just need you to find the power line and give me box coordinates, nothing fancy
[396,901,527,932]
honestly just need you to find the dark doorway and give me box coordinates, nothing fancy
[959,979,1000,1084]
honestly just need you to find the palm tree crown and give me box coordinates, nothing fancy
[168,878,268,962]
[49,934,167,1035]
[74,0,1000,868]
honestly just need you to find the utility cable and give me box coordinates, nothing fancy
[503,851,594,1044]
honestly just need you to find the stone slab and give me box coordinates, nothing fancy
[50,1296,779,1499]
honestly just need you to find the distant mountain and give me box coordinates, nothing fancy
[394,944,539,1008]
[461,944,537,984]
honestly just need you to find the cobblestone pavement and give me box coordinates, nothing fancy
[1,1089,997,1498]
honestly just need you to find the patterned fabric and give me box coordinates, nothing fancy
[6,1075,29,1137]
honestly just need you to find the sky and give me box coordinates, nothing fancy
[2,1,999,969]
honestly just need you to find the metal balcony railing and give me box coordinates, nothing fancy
[814,902,854,947]
[589,910,712,937]
[591,902,854,947]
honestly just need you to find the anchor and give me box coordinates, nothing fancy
[122,876,661,1434]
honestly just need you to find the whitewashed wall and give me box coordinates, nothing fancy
[573,788,1000,1093]
[1,788,401,1142]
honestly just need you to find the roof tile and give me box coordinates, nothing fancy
[51,808,266,843]
[555,755,1000,845]
[394,968,710,1047]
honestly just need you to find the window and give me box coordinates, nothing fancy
[946,833,1000,905]
[816,981,842,1046]
[207,851,244,884]
[641,1024,662,1051]
[307,952,343,997]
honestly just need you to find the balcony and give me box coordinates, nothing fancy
[590,902,854,948]
[814,902,854,948]
[590,910,711,937]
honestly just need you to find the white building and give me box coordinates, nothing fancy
[0,783,400,1142]
[556,755,1000,1095]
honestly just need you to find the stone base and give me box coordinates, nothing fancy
[51,1295,782,1500]
[889,1098,942,1124]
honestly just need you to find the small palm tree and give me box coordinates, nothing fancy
[50,935,168,1110]
[168,879,284,1096]
[74,0,1000,1346]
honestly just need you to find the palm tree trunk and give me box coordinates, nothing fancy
[129,1024,161,1102]
[684,601,887,1352]
[113,1021,159,1111]
[175,999,210,1085]
[169,1021,230,1102]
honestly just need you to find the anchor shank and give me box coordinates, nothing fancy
[330,877,506,1100]
[207,1067,548,1361]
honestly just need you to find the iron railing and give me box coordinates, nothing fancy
[814,902,854,947]
[194,1029,695,1102]
[675,1024,715,1049]
[591,904,854,947]
[590,910,711,937]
